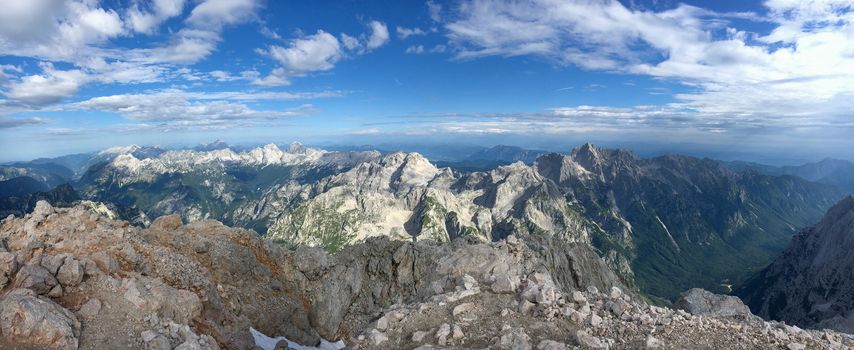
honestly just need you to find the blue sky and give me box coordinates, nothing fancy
[0,0,853,163]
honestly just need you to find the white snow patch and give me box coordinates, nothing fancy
[250,327,345,350]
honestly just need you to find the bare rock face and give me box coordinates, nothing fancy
[0,288,81,350]
[674,288,754,320]
[738,196,854,333]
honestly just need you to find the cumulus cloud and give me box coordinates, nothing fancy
[266,31,342,73]
[4,63,89,105]
[127,0,187,34]
[443,0,854,132]
[366,21,390,49]
[0,0,263,105]
[255,21,390,85]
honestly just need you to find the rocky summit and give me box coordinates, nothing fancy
[1,200,852,350]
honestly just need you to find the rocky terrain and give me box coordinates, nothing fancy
[1,200,852,349]
[4,142,845,301]
[738,195,854,333]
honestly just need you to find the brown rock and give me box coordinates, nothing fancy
[0,289,80,350]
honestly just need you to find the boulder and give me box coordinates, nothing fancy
[674,288,753,319]
[57,257,84,287]
[13,263,59,295]
[0,288,81,350]
[151,214,183,231]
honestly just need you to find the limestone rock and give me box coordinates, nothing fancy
[0,288,80,350]
[498,327,532,350]
[57,257,84,287]
[13,263,58,295]
[78,298,102,319]
[575,330,606,349]
[674,288,753,320]
[537,339,568,350]
[0,251,18,288]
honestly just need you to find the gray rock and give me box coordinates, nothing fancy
[79,298,102,319]
[498,327,532,350]
[91,251,119,274]
[14,263,59,295]
[575,330,606,349]
[142,330,172,350]
[0,251,18,288]
[411,330,431,342]
[41,254,65,275]
[47,284,63,298]
[436,323,451,346]
[369,329,388,346]
[32,200,54,219]
[645,335,663,349]
[491,273,517,294]
[57,257,84,287]
[0,288,80,350]
[674,288,753,319]
[537,339,568,350]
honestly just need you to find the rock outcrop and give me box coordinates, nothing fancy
[738,195,854,333]
[0,200,626,349]
[674,288,756,321]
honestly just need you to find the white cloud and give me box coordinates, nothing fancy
[186,0,258,29]
[406,45,425,54]
[0,0,265,109]
[340,33,361,50]
[396,26,427,39]
[128,0,187,34]
[444,0,854,131]
[69,90,320,125]
[265,30,342,74]
[427,0,442,22]
[366,21,390,50]
[4,63,89,105]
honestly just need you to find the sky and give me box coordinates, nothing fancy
[0,0,853,163]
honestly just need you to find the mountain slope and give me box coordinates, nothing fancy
[68,142,845,300]
[737,195,854,333]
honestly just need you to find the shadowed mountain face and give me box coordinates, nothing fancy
[68,142,844,300]
[737,196,854,333]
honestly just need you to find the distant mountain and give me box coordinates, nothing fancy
[465,145,549,163]
[737,195,854,333]
[0,183,80,217]
[0,162,74,188]
[13,141,845,301]
[0,176,49,197]
[193,139,230,152]
[75,142,381,229]
[435,145,549,172]
[724,158,854,194]
[261,143,841,299]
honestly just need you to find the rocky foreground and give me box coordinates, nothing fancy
[0,201,852,349]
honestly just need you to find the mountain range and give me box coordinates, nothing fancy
[1,141,847,302]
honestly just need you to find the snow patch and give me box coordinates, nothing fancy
[250,327,345,350]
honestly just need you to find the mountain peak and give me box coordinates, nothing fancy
[98,144,141,155]
[194,139,229,152]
